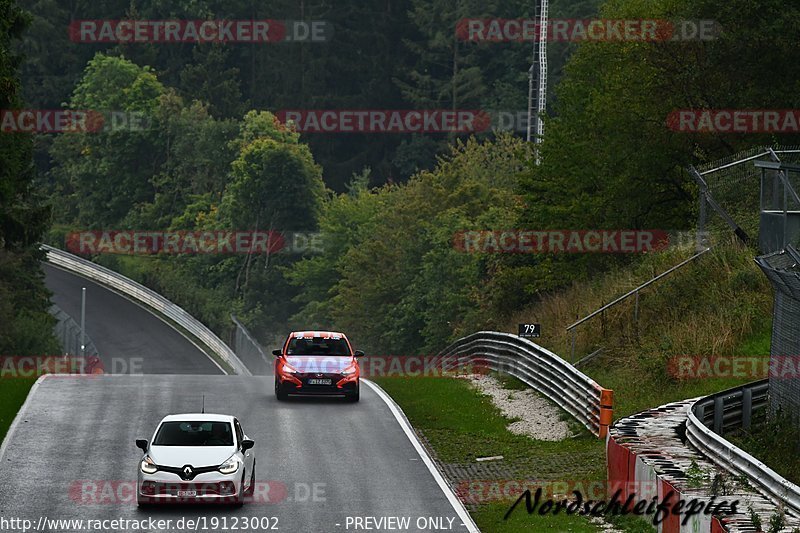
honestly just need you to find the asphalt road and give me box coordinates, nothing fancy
[43,263,221,375]
[0,375,470,532]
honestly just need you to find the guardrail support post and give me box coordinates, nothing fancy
[742,388,753,431]
[714,396,724,434]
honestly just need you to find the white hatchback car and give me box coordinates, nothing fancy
[136,414,256,506]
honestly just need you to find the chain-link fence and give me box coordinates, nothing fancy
[756,249,800,418]
[230,315,273,375]
[692,145,800,249]
[697,148,800,419]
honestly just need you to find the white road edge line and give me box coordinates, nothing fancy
[0,374,49,463]
[363,379,480,533]
[43,263,227,375]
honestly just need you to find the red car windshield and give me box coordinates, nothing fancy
[286,337,351,356]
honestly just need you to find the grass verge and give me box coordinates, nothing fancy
[728,411,800,485]
[372,375,609,532]
[372,375,605,465]
[0,377,36,443]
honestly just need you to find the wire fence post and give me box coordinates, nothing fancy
[570,322,576,361]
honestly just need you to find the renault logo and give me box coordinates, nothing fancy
[183,466,193,478]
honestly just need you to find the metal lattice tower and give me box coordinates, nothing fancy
[527,0,548,154]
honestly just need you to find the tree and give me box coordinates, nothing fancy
[48,53,164,226]
[215,111,326,333]
[288,134,529,353]
[0,0,59,355]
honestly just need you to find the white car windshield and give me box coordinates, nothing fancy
[153,421,234,446]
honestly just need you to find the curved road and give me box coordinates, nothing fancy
[0,262,473,532]
[43,263,221,375]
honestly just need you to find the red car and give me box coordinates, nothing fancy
[273,331,364,402]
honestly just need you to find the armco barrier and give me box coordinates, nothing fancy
[606,399,784,533]
[42,245,251,376]
[609,388,800,532]
[438,331,613,438]
[686,380,800,517]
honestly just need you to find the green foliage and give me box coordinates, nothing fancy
[0,376,36,443]
[506,0,800,300]
[44,56,328,337]
[0,0,58,356]
[288,134,529,352]
[730,410,800,486]
[749,506,762,532]
[768,510,786,533]
[48,54,165,226]
[685,460,708,488]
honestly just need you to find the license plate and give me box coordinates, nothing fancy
[307,378,332,385]
[177,490,196,497]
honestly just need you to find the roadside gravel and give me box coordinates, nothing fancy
[458,373,572,441]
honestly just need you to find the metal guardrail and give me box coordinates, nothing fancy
[438,331,613,438]
[42,245,251,376]
[686,380,800,515]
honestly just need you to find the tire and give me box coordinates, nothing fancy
[274,379,288,401]
[233,474,245,507]
[246,461,256,496]
[345,385,360,403]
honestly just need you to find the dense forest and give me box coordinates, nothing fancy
[3,0,800,353]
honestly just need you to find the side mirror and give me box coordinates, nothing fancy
[272,349,282,357]
[136,439,148,452]
[354,350,365,357]
[241,439,255,451]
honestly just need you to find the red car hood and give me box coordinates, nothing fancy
[285,356,354,373]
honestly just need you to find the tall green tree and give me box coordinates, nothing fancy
[49,53,164,226]
[214,111,325,332]
[0,0,59,355]
[288,134,529,352]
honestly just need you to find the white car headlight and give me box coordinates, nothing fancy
[218,456,241,475]
[140,456,158,474]
[341,365,357,376]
